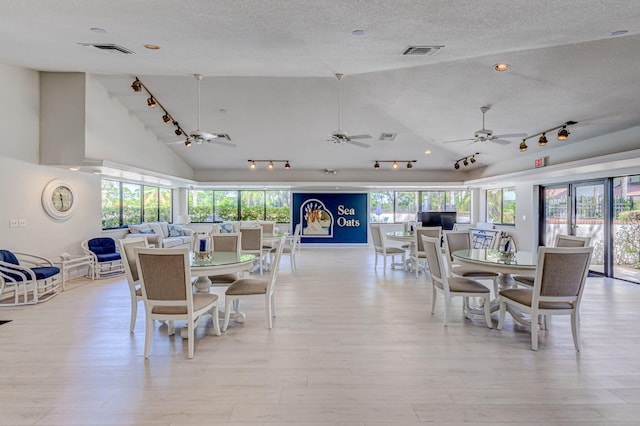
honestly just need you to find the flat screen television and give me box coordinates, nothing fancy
[420,211,457,230]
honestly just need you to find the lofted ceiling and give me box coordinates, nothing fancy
[2,1,640,184]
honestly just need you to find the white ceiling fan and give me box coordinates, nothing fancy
[327,73,371,148]
[169,74,235,147]
[443,106,526,145]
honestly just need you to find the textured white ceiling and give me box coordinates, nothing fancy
[2,0,640,181]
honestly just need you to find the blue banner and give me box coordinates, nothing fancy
[292,193,368,243]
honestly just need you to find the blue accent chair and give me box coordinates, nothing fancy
[82,237,124,279]
[0,249,60,306]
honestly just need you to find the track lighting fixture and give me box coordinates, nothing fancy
[538,133,548,146]
[130,77,190,146]
[247,160,291,170]
[453,153,479,170]
[518,121,577,152]
[557,126,569,140]
[374,160,416,170]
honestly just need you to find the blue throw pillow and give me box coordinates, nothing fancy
[139,229,155,234]
[168,224,185,237]
[220,222,235,233]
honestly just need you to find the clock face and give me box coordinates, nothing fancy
[52,186,73,212]
[42,179,77,220]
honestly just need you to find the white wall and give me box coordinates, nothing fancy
[0,64,103,259]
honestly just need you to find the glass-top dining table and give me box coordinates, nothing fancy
[190,252,256,293]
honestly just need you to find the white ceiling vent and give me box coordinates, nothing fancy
[400,45,443,56]
[379,133,397,141]
[78,43,134,54]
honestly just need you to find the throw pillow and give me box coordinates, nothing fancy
[139,229,155,234]
[220,222,235,233]
[168,224,185,237]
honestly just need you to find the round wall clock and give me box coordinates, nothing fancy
[42,179,78,220]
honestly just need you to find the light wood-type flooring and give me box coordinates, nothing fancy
[1,246,640,425]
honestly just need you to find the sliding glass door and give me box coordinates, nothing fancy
[573,182,605,274]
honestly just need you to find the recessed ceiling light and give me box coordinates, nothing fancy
[494,63,510,72]
[90,27,107,34]
[69,167,79,171]
[424,150,432,155]
[352,29,365,35]
[610,30,628,36]
[144,44,160,50]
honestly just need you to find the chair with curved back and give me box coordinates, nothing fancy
[421,236,492,328]
[82,237,124,279]
[119,237,149,333]
[513,234,591,288]
[0,250,60,306]
[135,247,221,359]
[282,223,301,271]
[370,224,406,274]
[497,246,593,350]
[442,230,499,296]
[223,237,285,331]
[208,232,243,285]
[411,227,442,278]
[240,227,267,275]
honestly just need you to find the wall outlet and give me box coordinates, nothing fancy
[10,219,18,228]
[18,218,26,227]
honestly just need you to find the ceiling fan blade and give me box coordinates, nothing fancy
[492,133,527,139]
[489,138,512,145]
[443,137,477,143]
[209,139,236,148]
[213,133,232,141]
[349,134,372,140]
[349,140,370,148]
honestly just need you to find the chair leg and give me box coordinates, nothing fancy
[266,295,272,329]
[211,305,221,336]
[374,252,378,269]
[222,296,232,331]
[187,318,195,359]
[168,320,175,336]
[443,297,449,327]
[382,255,387,274]
[497,301,506,330]
[483,295,492,328]
[530,319,539,351]
[571,311,581,351]
[271,293,276,318]
[144,312,153,358]
[129,297,138,333]
[431,286,437,315]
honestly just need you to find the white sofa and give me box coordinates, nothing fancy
[126,222,194,248]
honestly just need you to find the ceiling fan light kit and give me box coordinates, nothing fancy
[443,106,526,146]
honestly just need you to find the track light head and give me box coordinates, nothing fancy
[174,128,183,136]
[250,161,256,169]
[557,126,569,140]
[454,161,460,170]
[519,140,528,152]
[392,161,398,169]
[268,161,274,169]
[538,133,548,146]
[131,79,142,92]
[162,114,171,123]
[374,161,380,169]
[184,139,192,147]
[406,161,413,169]
[285,161,291,170]
[463,158,469,166]
[147,97,156,108]
[470,155,476,164]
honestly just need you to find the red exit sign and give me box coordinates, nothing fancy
[535,157,547,168]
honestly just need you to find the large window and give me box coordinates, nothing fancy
[188,189,290,223]
[101,179,173,229]
[369,190,470,223]
[487,187,516,225]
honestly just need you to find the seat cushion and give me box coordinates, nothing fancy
[225,278,268,295]
[163,237,191,248]
[95,252,121,262]
[384,247,406,254]
[88,238,117,255]
[499,289,573,309]
[3,266,60,282]
[447,276,491,293]
[209,273,238,284]
[451,265,499,278]
[513,275,534,286]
